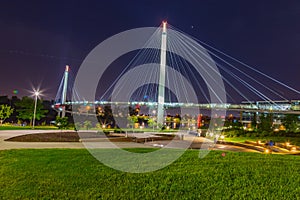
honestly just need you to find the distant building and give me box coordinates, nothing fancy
[240,100,300,128]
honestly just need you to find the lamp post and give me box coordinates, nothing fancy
[152,110,156,132]
[32,91,40,129]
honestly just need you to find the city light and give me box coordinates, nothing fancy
[32,89,41,129]
[291,146,296,151]
[34,91,40,96]
[265,149,270,154]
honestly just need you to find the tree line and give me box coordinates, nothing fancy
[1,95,299,135]
[0,95,56,126]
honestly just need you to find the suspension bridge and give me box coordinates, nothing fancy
[52,21,300,125]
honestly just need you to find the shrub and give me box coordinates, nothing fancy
[260,131,270,137]
[245,132,252,137]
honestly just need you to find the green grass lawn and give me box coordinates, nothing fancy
[225,136,300,146]
[1,149,300,199]
[0,125,59,130]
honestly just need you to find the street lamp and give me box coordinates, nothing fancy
[32,90,40,129]
[152,110,156,132]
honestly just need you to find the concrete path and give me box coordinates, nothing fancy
[0,130,149,150]
[2,130,296,154]
[146,136,260,153]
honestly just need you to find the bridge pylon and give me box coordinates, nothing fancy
[157,21,167,126]
[61,65,69,117]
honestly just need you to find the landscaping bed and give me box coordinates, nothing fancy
[4,131,175,143]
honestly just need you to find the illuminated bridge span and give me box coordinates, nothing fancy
[55,100,300,115]
[53,21,300,118]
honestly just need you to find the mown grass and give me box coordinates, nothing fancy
[225,136,300,146]
[0,125,58,130]
[1,149,300,199]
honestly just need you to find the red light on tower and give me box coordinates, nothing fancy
[197,114,202,128]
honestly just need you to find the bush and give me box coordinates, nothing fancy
[260,131,271,137]
[114,129,125,133]
[245,132,252,137]
[55,116,69,130]
[277,130,285,136]
[83,120,92,130]
[223,129,244,137]
[254,132,260,137]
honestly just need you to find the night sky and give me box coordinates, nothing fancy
[1,0,300,101]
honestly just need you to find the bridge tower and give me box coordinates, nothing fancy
[157,21,167,125]
[61,65,69,117]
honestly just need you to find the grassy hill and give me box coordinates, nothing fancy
[1,149,299,199]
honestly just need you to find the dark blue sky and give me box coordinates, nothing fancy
[1,0,300,100]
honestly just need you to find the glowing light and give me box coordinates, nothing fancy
[265,149,270,153]
[32,88,41,129]
[291,146,296,151]
[162,21,167,32]
[220,135,225,140]
[286,142,290,146]
[66,65,69,72]
[31,87,43,99]
[34,91,40,96]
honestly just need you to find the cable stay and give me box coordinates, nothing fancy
[54,22,300,116]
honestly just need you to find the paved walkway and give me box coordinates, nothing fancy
[146,135,259,153]
[2,130,296,154]
[0,130,149,150]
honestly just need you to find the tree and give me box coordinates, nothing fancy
[83,120,92,130]
[15,96,48,125]
[97,106,115,128]
[128,115,138,128]
[211,117,224,130]
[282,114,299,133]
[0,104,14,125]
[173,114,181,129]
[258,113,273,132]
[251,112,257,130]
[165,115,172,127]
[55,116,69,130]
[147,118,157,128]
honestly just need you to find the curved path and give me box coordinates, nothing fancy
[0,130,264,153]
[0,130,147,150]
[146,135,259,153]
